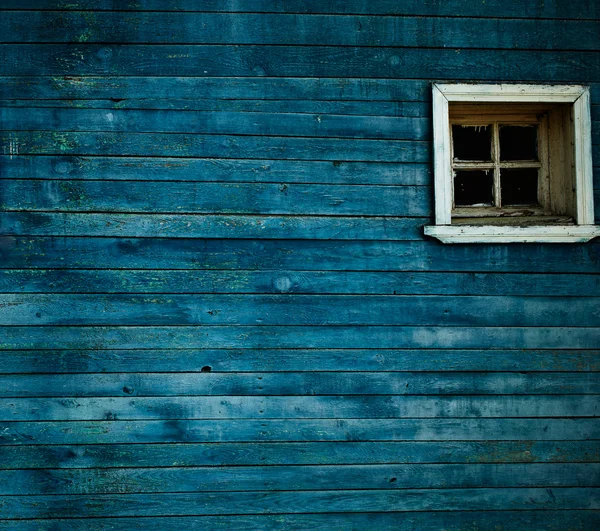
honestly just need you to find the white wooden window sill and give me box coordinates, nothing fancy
[424,224,600,243]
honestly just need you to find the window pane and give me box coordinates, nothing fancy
[454,170,494,206]
[500,125,538,161]
[501,168,539,205]
[452,125,492,161]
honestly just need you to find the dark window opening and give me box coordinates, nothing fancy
[500,125,538,161]
[501,168,539,206]
[452,125,492,161]
[454,170,494,206]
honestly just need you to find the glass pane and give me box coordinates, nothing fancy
[501,168,539,206]
[500,125,538,161]
[452,124,492,161]
[454,170,494,206]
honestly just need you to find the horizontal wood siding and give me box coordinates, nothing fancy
[0,2,598,529]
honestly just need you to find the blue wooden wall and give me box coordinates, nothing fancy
[0,1,599,529]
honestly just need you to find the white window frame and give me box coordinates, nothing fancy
[425,83,599,243]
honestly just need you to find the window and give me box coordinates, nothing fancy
[425,84,599,243]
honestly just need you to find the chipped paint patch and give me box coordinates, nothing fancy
[4,133,19,159]
[77,28,93,43]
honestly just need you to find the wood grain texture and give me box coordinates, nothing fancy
[2,237,600,272]
[0,488,597,519]
[0,76,432,101]
[1,395,597,421]
[0,212,428,240]
[1,294,599,327]
[0,180,430,215]
[2,372,597,397]
[0,1,597,18]
[2,512,599,531]
[1,45,599,80]
[1,463,597,495]
[0,156,432,186]
[0,130,430,161]
[0,106,431,139]
[3,12,598,49]
[1,325,600,350]
[2,441,597,469]
[4,204,599,235]
[2,270,600,296]
[0,98,433,116]
[2,419,597,445]
[0,349,598,374]
[1,76,599,103]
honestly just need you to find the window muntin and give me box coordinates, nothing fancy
[450,112,548,217]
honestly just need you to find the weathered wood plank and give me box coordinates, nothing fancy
[1,77,598,104]
[2,464,597,496]
[3,372,597,397]
[0,156,432,186]
[2,418,596,445]
[2,238,600,273]
[2,270,600,297]
[1,45,599,81]
[0,1,597,19]
[0,131,429,161]
[1,294,599,327]
[0,213,427,240]
[16,211,600,240]
[0,488,597,519]
[0,99,431,116]
[1,349,598,374]
[2,325,600,350]
[0,77,431,102]
[0,107,431,140]
[0,181,430,216]
[2,512,599,531]
[4,12,598,50]
[1,395,597,421]
[2,441,597,469]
